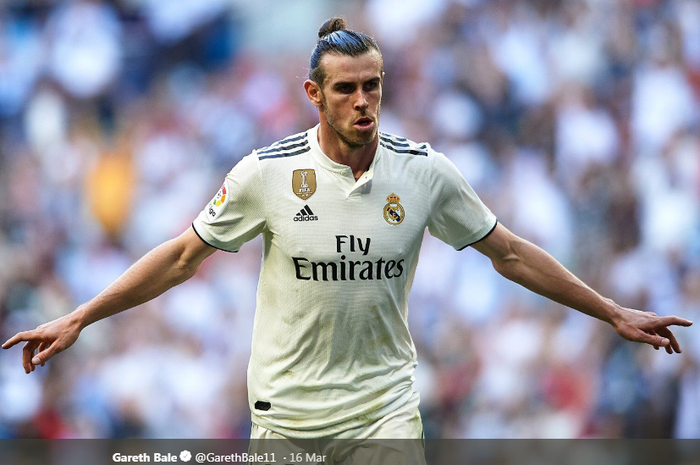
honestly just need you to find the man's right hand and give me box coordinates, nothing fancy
[2,312,83,373]
[2,228,216,374]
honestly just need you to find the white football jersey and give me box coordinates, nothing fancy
[192,125,497,437]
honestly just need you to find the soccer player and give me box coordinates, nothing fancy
[2,16,692,461]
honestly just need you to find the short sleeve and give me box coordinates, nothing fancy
[192,154,266,252]
[427,150,497,250]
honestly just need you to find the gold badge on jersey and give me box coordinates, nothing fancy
[292,169,317,200]
[383,193,405,225]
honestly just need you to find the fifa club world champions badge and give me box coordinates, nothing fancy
[292,169,317,200]
[383,193,405,225]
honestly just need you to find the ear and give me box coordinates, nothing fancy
[304,79,323,108]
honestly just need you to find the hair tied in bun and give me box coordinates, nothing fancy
[309,17,382,85]
[318,17,347,39]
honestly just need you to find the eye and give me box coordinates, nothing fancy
[364,81,379,91]
[336,84,354,94]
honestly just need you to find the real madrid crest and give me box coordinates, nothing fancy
[383,193,405,225]
[292,169,317,200]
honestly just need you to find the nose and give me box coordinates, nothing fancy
[354,90,369,111]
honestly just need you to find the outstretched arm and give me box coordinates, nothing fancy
[2,227,216,372]
[471,222,692,353]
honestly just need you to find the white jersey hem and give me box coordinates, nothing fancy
[250,387,415,439]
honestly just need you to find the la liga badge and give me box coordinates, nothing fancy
[208,181,228,218]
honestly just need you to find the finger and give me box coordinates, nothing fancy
[22,341,36,373]
[654,316,693,328]
[657,327,681,354]
[2,331,41,350]
[649,330,659,350]
[37,342,50,367]
[635,331,669,348]
[649,329,671,354]
[32,345,59,366]
[22,341,39,374]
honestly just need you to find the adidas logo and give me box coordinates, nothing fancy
[294,205,318,222]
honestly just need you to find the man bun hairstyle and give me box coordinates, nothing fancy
[318,17,347,39]
[309,17,382,86]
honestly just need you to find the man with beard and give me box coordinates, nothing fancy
[3,16,692,464]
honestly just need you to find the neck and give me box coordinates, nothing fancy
[317,122,378,180]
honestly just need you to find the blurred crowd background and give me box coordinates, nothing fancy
[0,0,699,439]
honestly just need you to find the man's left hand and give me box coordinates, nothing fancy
[612,308,693,354]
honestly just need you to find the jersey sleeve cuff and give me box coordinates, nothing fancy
[191,222,239,253]
[457,218,498,251]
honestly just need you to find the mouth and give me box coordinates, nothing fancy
[353,117,374,130]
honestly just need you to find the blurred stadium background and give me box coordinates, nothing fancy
[0,0,699,439]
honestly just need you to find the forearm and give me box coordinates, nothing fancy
[493,237,620,325]
[2,228,215,371]
[72,238,200,329]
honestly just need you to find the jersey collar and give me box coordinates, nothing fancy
[308,124,381,185]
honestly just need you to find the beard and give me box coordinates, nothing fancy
[321,93,380,149]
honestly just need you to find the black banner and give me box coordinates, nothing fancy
[1,439,700,465]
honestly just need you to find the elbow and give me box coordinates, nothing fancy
[491,240,526,282]
[170,243,203,285]
[493,256,521,282]
[173,257,200,284]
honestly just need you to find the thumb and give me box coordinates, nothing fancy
[638,331,669,347]
[32,346,58,365]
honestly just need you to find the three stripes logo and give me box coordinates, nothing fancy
[294,205,318,222]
